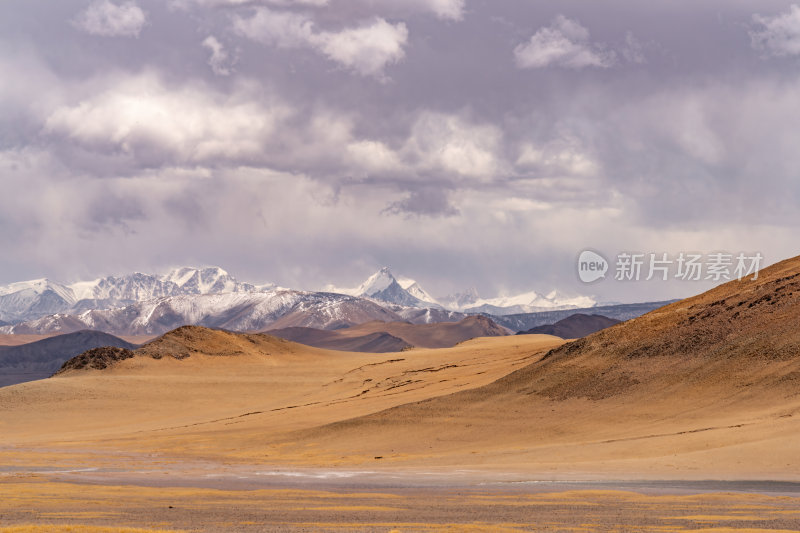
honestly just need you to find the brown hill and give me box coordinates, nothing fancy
[54,326,326,377]
[58,346,136,372]
[275,255,800,477]
[0,330,139,386]
[267,315,508,351]
[266,326,412,352]
[0,334,58,346]
[133,326,301,359]
[517,313,621,339]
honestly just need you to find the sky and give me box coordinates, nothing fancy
[1,0,799,303]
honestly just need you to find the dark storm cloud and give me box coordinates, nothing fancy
[1,0,800,302]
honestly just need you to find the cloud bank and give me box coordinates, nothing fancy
[73,0,148,37]
[0,0,798,304]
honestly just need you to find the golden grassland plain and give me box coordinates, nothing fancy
[5,250,800,533]
[2,480,800,532]
[3,327,796,479]
[1,331,799,531]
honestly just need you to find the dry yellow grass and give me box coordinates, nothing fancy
[0,524,181,533]
[1,481,798,532]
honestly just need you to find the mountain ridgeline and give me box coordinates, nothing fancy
[0,330,138,387]
[517,313,621,339]
[0,265,660,337]
[0,267,267,324]
[268,315,509,352]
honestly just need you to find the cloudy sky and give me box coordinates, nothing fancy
[2,0,799,302]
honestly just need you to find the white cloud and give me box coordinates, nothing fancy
[317,19,408,78]
[344,112,506,181]
[202,36,235,76]
[43,74,292,165]
[233,8,408,78]
[514,15,615,69]
[233,8,316,48]
[516,137,599,178]
[346,140,403,172]
[73,0,147,38]
[750,4,800,57]
[403,112,503,179]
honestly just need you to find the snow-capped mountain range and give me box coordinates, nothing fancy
[440,288,596,315]
[0,267,269,324]
[326,267,595,315]
[0,266,596,335]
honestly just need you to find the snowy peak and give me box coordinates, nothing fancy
[70,273,179,302]
[0,266,276,324]
[0,278,73,300]
[326,268,441,308]
[438,286,596,315]
[439,288,480,310]
[0,278,77,323]
[162,266,246,295]
[397,277,440,306]
[401,282,440,306]
[458,290,596,315]
[324,267,595,313]
[355,267,396,297]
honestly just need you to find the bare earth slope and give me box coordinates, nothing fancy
[279,255,800,478]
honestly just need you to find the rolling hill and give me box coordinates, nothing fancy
[269,254,800,476]
[0,330,138,387]
[267,315,508,351]
[0,326,563,456]
[263,327,412,352]
[517,313,621,338]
